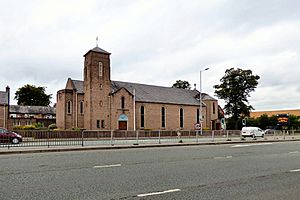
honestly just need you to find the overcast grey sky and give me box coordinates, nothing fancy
[0,0,299,111]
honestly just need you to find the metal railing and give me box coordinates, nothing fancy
[0,129,299,148]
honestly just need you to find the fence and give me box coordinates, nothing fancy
[0,129,299,148]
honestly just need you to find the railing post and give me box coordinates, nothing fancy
[292,130,295,139]
[110,130,114,146]
[135,130,139,145]
[47,131,50,148]
[226,130,230,141]
[283,130,285,140]
[212,130,215,142]
[81,129,84,147]
[196,130,199,143]
[158,130,161,144]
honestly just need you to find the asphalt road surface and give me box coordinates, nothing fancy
[0,141,299,200]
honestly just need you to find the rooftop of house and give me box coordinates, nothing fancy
[9,105,56,115]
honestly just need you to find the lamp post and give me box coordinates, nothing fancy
[200,68,209,137]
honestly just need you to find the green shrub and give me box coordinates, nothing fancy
[48,123,58,130]
[23,125,36,130]
[33,122,44,129]
[13,125,24,130]
[71,127,81,131]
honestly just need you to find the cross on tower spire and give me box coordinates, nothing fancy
[96,36,99,47]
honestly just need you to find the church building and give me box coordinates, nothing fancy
[56,45,220,130]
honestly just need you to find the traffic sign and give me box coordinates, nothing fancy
[194,123,201,130]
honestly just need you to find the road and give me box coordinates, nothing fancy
[0,141,299,200]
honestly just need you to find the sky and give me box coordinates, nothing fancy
[0,0,299,111]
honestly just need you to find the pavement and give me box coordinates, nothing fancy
[1,135,299,155]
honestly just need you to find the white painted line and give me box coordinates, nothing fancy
[289,169,300,172]
[232,144,250,148]
[93,164,121,169]
[289,151,299,154]
[137,189,181,197]
[214,155,233,159]
[232,143,272,148]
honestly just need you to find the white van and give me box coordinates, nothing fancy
[241,127,265,138]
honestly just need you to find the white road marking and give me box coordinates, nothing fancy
[137,189,181,197]
[93,164,121,169]
[232,143,272,148]
[289,169,300,172]
[289,151,299,154]
[214,155,233,159]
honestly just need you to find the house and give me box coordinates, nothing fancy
[56,45,220,130]
[250,109,300,118]
[0,86,9,128]
[8,105,56,129]
[0,87,56,129]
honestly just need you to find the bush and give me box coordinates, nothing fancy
[71,127,82,131]
[33,122,44,129]
[23,125,36,130]
[13,125,24,130]
[48,123,58,130]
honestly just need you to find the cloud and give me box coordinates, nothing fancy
[0,0,299,110]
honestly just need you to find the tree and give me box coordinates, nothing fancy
[14,84,52,106]
[256,114,269,130]
[214,68,260,129]
[172,80,191,90]
[288,115,300,130]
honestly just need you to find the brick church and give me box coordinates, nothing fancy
[56,45,220,130]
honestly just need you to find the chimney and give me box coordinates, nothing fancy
[5,86,10,114]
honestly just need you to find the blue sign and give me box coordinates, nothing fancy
[118,114,128,121]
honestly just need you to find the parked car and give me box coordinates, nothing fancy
[0,128,22,144]
[241,127,265,139]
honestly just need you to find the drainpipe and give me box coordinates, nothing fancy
[133,89,136,131]
[75,91,78,128]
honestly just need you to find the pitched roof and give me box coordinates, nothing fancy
[10,105,56,115]
[112,81,216,105]
[66,80,216,106]
[83,46,111,57]
[71,79,84,93]
[0,91,8,105]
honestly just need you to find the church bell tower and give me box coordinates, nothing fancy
[83,44,111,130]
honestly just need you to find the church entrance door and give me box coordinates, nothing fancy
[118,121,127,130]
[118,114,128,130]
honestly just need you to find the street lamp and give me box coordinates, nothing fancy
[200,67,209,137]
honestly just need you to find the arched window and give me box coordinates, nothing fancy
[180,108,184,128]
[80,101,84,114]
[140,106,145,128]
[161,107,166,128]
[67,101,72,114]
[99,62,103,77]
[121,96,125,109]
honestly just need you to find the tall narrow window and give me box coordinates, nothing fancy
[99,62,103,77]
[197,109,200,124]
[180,108,184,128]
[80,101,84,114]
[96,120,100,128]
[140,106,145,128]
[101,120,105,128]
[161,107,166,128]
[213,103,216,114]
[67,101,72,114]
[121,96,125,109]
